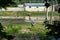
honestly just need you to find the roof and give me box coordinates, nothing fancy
[24,3,45,6]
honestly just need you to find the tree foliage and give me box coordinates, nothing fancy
[57,0,60,4]
[0,23,15,40]
[44,19,60,39]
[0,0,17,9]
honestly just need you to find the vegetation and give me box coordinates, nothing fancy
[44,9,60,40]
[0,11,59,16]
[2,23,51,40]
[4,24,22,35]
[0,0,60,40]
[57,0,60,4]
[44,18,60,40]
[4,23,47,34]
[0,0,17,9]
[0,23,15,40]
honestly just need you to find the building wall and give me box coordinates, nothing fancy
[24,3,55,12]
[0,7,24,11]
[0,5,55,12]
[25,6,45,11]
[25,6,55,12]
[7,7,24,11]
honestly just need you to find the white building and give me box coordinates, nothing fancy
[0,3,55,12]
[24,3,55,12]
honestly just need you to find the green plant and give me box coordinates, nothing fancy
[0,11,59,16]
[4,24,22,35]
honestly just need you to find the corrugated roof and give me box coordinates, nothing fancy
[25,3,45,6]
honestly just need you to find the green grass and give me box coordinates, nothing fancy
[0,11,59,16]
[2,23,52,40]
[3,23,48,35]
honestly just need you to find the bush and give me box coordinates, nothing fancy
[3,24,51,40]
[4,24,22,35]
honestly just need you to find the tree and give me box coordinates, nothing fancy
[44,15,60,40]
[13,0,20,4]
[0,0,17,9]
[57,0,60,4]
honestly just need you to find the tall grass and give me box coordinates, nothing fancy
[0,11,59,16]
[2,23,52,40]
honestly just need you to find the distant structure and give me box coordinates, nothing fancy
[0,0,58,11]
[18,3,55,12]
[0,3,55,12]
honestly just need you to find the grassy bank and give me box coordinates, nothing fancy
[0,11,59,16]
